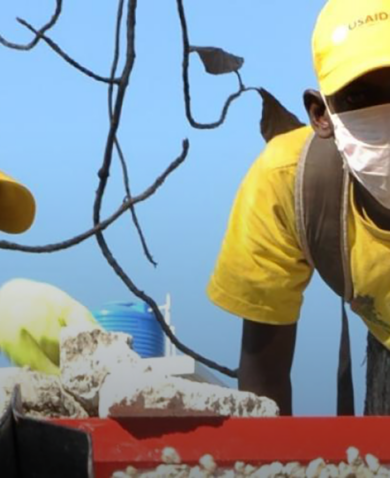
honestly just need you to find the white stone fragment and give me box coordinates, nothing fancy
[111,472,129,478]
[253,464,271,478]
[269,461,284,475]
[220,471,235,478]
[290,465,308,478]
[0,367,88,418]
[99,371,279,418]
[319,464,339,478]
[244,464,257,475]
[377,467,390,478]
[162,447,181,465]
[154,464,189,478]
[234,461,246,474]
[188,465,203,477]
[306,458,326,478]
[339,464,356,478]
[283,462,302,475]
[60,328,140,415]
[125,466,138,477]
[199,454,217,473]
[347,447,363,467]
[365,454,380,474]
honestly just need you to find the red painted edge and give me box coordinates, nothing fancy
[49,416,390,478]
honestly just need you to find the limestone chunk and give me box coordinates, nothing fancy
[60,327,140,415]
[0,367,88,418]
[99,371,279,418]
[319,464,339,478]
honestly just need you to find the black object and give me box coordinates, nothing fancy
[0,385,94,478]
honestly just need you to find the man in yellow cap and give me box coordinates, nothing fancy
[0,173,99,375]
[208,0,390,415]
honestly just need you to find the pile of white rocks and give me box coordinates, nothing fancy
[110,446,390,478]
[0,328,278,419]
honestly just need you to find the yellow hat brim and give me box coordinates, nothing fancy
[0,171,35,234]
[321,54,390,96]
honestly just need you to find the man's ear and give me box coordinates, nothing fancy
[303,89,333,139]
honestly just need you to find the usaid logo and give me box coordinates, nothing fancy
[332,12,390,45]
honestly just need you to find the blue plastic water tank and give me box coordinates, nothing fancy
[92,301,165,358]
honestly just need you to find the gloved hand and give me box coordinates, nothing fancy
[0,278,100,375]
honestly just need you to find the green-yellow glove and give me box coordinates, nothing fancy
[0,278,100,375]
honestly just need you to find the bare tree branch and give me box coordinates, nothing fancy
[177,0,250,130]
[0,140,189,254]
[0,0,62,51]
[97,231,238,378]
[93,0,237,378]
[108,0,157,266]
[17,19,120,85]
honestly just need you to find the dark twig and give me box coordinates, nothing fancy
[235,71,245,90]
[0,141,189,254]
[0,0,62,51]
[97,233,238,378]
[93,0,237,378]
[108,0,157,266]
[18,19,120,85]
[177,0,250,130]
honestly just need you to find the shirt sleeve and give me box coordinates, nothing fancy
[207,136,313,325]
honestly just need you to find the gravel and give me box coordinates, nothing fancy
[110,447,390,478]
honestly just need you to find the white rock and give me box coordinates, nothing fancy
[199,454,217,473]
[188,465,204,478]
[283,462,302,475]
[290,465,307,478]
[306,458,326,478]
[244,464,257,476]
[319,464,339,478]
[161,447,181,465]
[269,461,283,475]
[252,464,271,478]
[154,464,189,477]
[125,466,138,477]
[347,447,363,467]
[99,372,279,418]
[339,464,355,478]
[221,471,235,478]
[0,368,88,418]
[234,461,246,474]
[60,328,140,415]
[365,454,380,474]
[377,467,390,478]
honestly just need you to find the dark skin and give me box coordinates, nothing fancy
[238,67,390,416]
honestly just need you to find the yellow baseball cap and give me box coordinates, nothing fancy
[0,171,35,234]
[313,0,390,95]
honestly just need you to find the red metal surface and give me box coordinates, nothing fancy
[50,416,390,478]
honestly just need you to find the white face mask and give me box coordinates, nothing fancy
[325,102,390,209]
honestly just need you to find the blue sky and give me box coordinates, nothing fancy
[0,0,368,415]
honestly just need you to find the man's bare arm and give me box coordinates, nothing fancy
[238,319,297,415]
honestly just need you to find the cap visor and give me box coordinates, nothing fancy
[321,54,390,95]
